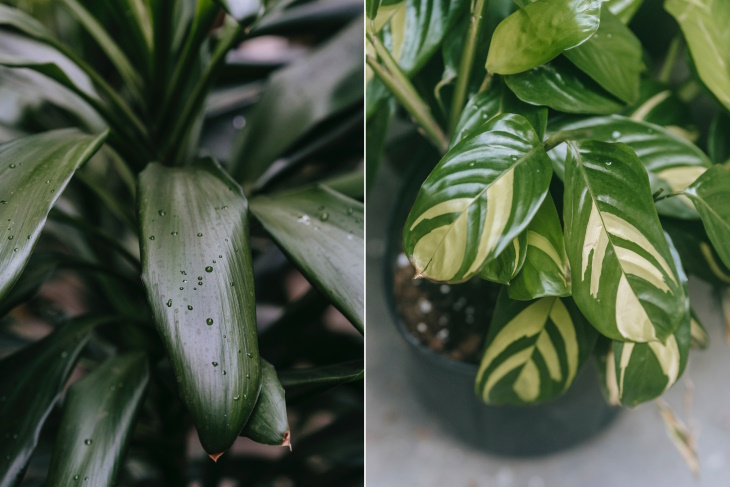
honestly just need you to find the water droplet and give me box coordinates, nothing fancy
[206,318,214,325]
[187,305,193,310]
[611,130,621,139]
[468,162,475,167]
[232,116,246,129]
[84,477,88,481]
[233,395,241,401]
[149,236,155,240]
[181,271,187,275]
[180,287,184,290]
[246,352,253,358]
[319,212,329,221]
[182,279,187,283]
[166,299,172,307]
[0,201,6,205]
[297,214,311,225]
[205,266,213,272]
[158,210,166,216]
[171,231,178,236]
[246,373,250,379]
[212,361,218,367]
[8,163,15,169]
[198,281,203,286]
[7,235,12,240]
[197,276,203,280]
[212,260,216,263]
[218,255,223,258]
[84,438,92,445]
[74,475,80,481]
[606,161,612,166]
[197,232,203,237]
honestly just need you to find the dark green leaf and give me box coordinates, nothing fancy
[683,164,730,269]
[486,0,602,75]
[708,110,730,163]
[0,253,56,318]
[250,186,364,332]
[505,59,624,114]
[475,290,597,404]
[478,232,527,284]
[46,353,150,486]
[404,114,553,283]
[278,360,364,392]
[241,359,290,447]
[662,217,730,286]
[367,0,381,19]
[563,140,685,342]
[138,160,260,455]
[0,316,114,487]
[230,19,363,184]
[509,194,571,300]
[0,129,107,303]
[563,9,642,103]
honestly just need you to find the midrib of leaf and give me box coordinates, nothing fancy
[421,145,541,275]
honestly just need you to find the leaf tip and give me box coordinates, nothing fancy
[282,431,292,451]
[209,452,224,462]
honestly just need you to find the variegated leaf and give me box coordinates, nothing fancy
[548,115,711,218]
[624,83,697,141]
[450,82,548,149]
[403,114,553,282]
[475,290,597,405]
[563,140,685,342]
[662,217,730,287]
[509,194,571,300]
[683,164,730,269]
[604,234,691,406]
[478,233,527,284]
[689,308,708,349]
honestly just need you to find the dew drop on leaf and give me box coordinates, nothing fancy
[166,299,172,307]
[233,395,240,401]
[212,362,218,367]
[188,305,193,310]
[197,232,203,237]
[84,439,92,445]
[206,318,214,325]
[611,131,621,139]
[8,163,15,168]
[246,352,253,358]
[149,236,155,240]
[319,212,329,221]
[205,266,213,272]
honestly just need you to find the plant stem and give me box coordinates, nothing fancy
[653,191,685,202]
[659,35,682,84]
[542,129,594,152]
[448,0,489,133]
[367,35,448,153]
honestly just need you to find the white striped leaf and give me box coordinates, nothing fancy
[689,308,708,349]
[623,83,697,141]
[682,164,730,269]
[404,114,553,282]
[478,233,527,284]
[509,194,571,300]
[563,140,685,342]
[603,234,691,406]
[548,115,711,219]
[475,290,597,405]
[450,83,548,149]
[662,217,730,287]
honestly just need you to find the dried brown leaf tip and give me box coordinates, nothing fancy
[282,431,292,451]
[209,452,224,463]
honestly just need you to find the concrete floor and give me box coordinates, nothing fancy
[366,162,730,487]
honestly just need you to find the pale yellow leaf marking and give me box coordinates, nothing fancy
[613,247,671,293]
[512,237,521,275]
[617,342,635,398]
[581,203,605,288]
[513,359,540,402]
[466,169,514,276]
[690,316,708,347]
[409,198,473,231]
[481,349,533,401]
[700,242,730,283]
[605,346,621,406]
[535,332,561,381]
[648,335,681,391]
[388,2,407,61]
[664,125,699,142]
[657,166,707,208]
[601,212,677,286]
[527,230,565,275]
[550,299,578,388]
[373,2,404,33]
[412,215,467,280]
[631,90,671,121]
[616,274,657,342]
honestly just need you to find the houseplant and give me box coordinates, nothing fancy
[0,0,363,485]
[367,0,730,461]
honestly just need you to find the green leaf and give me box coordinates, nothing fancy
[367,0,381,19]
[563,9,642,103]
[278,360,364,392]
[547,115,711,219]
[404,114,552,282]
[689,308,708,349]
[603,235,690,406]
[250,186,364,332]
[682,164,730,269]
[0,316,114,487]
[662,217,730,286]
[450,82,548,149]
[605,0,643,23]
[138,160,261,456]
[486,0,603,75]
[0,129,107,303]
[665,0,730,111]
[240,359,290,447]
[46,353,150,486]
[623,82,697,138]
[230,19,363,184]
[0,253,56,318]
[509,194,571,300]
[478,233,527,284]
[708,110,730,163]
[475,290,597,404]
[505,59,624,114]
[563,140,685,342]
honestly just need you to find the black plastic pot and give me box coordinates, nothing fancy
[384,156,619,457]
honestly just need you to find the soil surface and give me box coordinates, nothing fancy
[392,251,500,364]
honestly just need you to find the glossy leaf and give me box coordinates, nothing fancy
[250,186,364,332]
[708,110,730,163]
[548,115,711,218]
[666,0,730,111]
[404,114,552,282]
[509,194,571,300]
[478,233,527,284]
[683,164,730,269]
[450,82,548,148]
[486,0,603,75]
[563,9,642,103]
[230,19,363,184]
[605,0,643,23]
[0,129,107,303]
[505,59,624,114]
[278,360,364,392]
[623,82,695,135]
[0,253,56,318]
[475,290,597,405]
[563,140,685,342]
[138,160,261,455]
[241,359,290,447]
[603,236,690,406]
[0,316,112,487]
[662,217,730,286]
[46,353,150,486]
[367,0,381,19]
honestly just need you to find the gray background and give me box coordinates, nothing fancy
[366,161,730,487]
